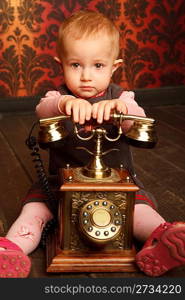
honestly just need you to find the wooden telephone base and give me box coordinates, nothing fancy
[46,166,139,273]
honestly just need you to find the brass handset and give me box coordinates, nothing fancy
[38,115,70,143]
[38,112,157,144]
[38,113,157,179]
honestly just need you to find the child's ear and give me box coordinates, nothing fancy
[54,56,63,70]
[54,56,62,64]
[112,59,123,74]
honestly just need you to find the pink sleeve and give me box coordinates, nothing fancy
[35,91,63,118]
[119,91,146,132]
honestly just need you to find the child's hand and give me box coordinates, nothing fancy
[92,99,128,123]
[59,96,92,124]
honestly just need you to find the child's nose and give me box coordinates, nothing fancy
[81,68,91,81]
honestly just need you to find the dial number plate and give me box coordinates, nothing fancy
[79,199,122,243]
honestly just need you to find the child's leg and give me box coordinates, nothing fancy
[3,202,53,254]
[133,203,165,242]
[0,202,53,278]
[134,204,185,277]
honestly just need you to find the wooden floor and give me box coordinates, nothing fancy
[0,104,185,278]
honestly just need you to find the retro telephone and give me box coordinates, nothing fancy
[30,112,157,273]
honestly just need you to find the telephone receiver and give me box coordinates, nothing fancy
[38,112,157,146]
[38,112,157,180]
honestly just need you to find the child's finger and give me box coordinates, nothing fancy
[72,102,80,123]
[116,102,123,113]
[117,102,127,114]
[104,103,113,120]
[65,100,72,115]
[92,103,99,119]
[85,103,92,121]
[79,104,86,124]
[97,103,105,123]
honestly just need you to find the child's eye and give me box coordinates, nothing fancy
[71,63,80,68]
[95,63,104,69]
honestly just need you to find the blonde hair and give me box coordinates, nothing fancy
[56,10,120,60]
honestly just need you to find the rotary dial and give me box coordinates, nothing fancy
[79,199,122,244]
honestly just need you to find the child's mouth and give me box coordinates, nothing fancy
[80,86,93,90]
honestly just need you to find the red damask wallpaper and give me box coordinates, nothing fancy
[0,0,185,97]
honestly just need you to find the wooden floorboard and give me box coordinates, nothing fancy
[0,104,185,278]
[146,106,185,132]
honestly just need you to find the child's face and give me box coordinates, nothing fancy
[60,34,121,99]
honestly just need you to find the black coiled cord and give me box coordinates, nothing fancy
[25,121,57,247]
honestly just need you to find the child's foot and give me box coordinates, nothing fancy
[0,237,31,278]
[136,222,185,277]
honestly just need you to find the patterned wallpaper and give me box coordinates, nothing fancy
[0,0,185,97]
